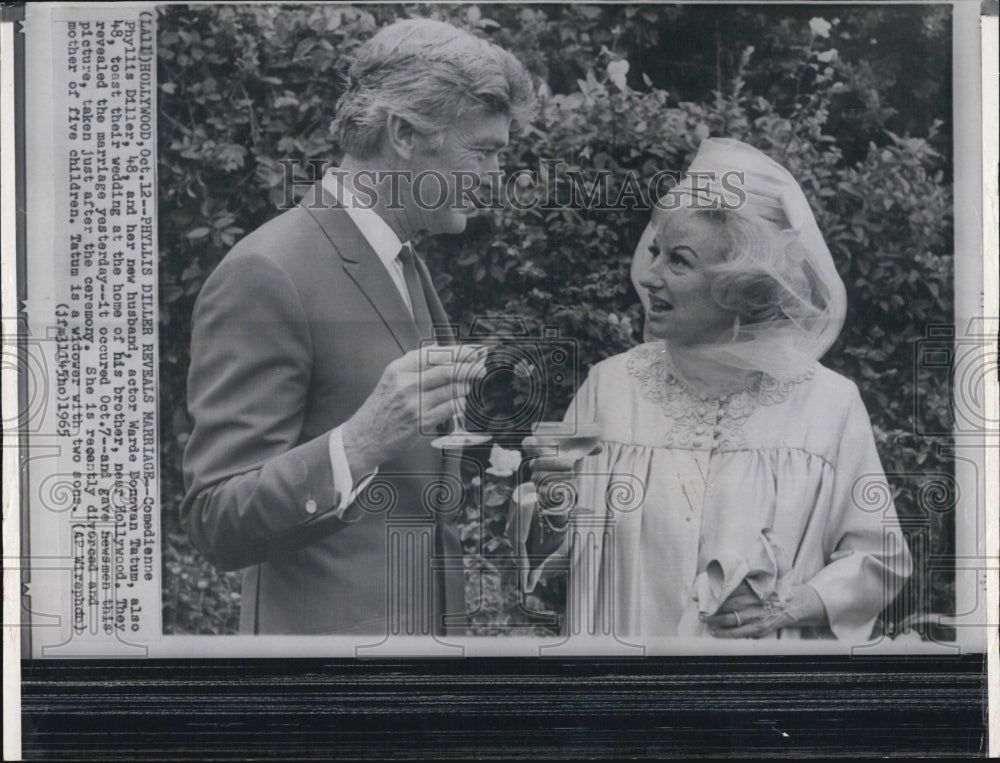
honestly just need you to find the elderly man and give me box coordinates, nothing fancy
[181,18,536,636]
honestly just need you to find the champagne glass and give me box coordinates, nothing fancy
[527,421,603,461]
[429,342,492,450]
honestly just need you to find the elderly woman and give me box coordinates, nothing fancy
[517,138,912,641]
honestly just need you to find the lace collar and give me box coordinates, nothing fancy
[624,343,816,450]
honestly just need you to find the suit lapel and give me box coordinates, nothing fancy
[302,181,420,354]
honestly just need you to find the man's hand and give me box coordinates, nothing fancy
[342,345,484,477]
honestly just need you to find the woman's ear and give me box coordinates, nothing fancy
[384,113,417,161]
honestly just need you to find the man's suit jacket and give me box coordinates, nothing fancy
[181,183,466,635]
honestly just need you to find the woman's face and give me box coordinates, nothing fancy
[637,209,735,346]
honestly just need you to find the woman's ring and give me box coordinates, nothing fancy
[733,611,742,627]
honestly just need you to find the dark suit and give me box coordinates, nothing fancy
[181,183,466,635]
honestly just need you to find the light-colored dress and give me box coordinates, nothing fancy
[529,342,912,642]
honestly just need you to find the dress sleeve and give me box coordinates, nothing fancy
[562,362,600,426]
[805,387,913,642]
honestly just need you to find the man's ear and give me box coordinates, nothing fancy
[385,113,418,161]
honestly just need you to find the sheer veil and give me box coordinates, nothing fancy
[631,138,847,393]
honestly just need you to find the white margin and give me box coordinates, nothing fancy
[1,13,23,762]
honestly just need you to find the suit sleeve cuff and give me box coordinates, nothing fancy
[328,426,377,518]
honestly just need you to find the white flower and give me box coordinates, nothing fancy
[606,59,630,92]
[815,48,838,63]
[809,17,832,38]
[486,444,522,477]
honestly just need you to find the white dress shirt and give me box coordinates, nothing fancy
[324,171,414,315]
[322,171,415,515]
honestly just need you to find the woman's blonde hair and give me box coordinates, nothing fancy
[661,207,834,328]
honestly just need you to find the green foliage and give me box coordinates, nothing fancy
[459,468,563,636]
[162,524,241,634]
[158,4,954,636]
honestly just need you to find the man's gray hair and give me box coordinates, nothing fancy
[331,18,537,159]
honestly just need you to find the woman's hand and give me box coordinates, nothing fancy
[700,581,828,638]
[521,435,579,517]
[513,437,577,558]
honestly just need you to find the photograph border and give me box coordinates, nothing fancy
[4,0,996,757]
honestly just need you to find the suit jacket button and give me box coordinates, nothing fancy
[305,499,318,514]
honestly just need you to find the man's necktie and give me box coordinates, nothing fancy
[395,244,466,631]
[397,243,434,339]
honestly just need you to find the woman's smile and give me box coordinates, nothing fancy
[647,294,673,315]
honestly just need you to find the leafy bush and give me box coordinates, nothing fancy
[158,4,953,637]
[460,458,565,637]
